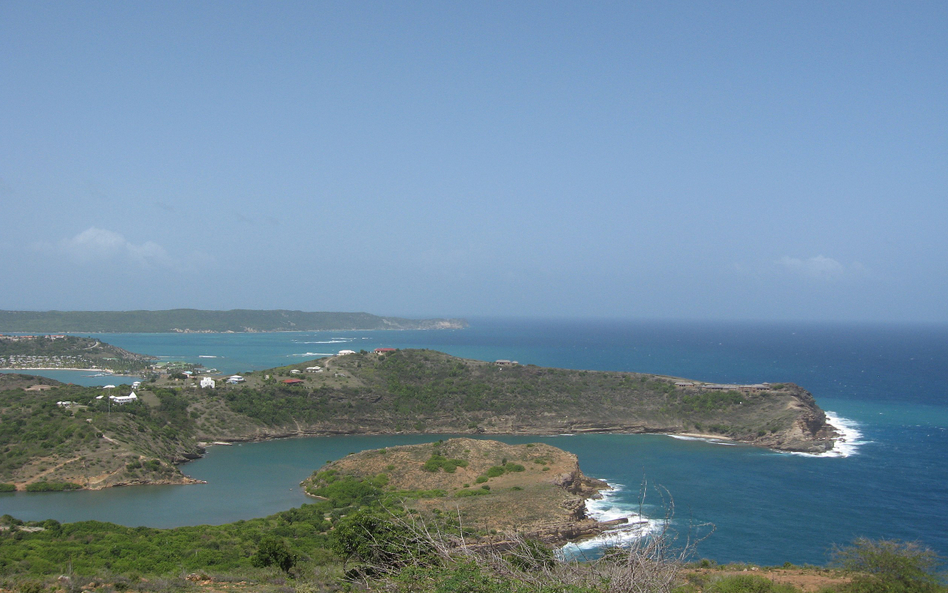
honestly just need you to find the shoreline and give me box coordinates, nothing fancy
[0,367,125,373]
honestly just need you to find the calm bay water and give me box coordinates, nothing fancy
[2,318,947,566]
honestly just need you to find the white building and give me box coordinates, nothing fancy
[200,377,216,389]
[305,366,323,373]
[338,349,357,356]
[110,392,138,405]
[227,375,246,384]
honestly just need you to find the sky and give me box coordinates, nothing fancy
[1,2,946,323]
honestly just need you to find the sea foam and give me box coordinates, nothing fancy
[560,482,662,558]
[792,411,866,458]
[667,435,737,446]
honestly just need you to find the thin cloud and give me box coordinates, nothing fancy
[776,255,856,279]
[57,227,173,269]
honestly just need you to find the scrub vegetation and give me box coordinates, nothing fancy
[0,348,835,491]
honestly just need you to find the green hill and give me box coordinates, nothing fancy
[0,349,837,492]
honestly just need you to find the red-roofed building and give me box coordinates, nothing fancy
[281,379,304,385]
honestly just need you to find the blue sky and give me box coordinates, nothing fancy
[2,2,946,322]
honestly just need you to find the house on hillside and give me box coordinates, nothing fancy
[110,392,138,405]
[374,348,396,354]
[281,378,304,385]
[338,349,357,356]
[200,377,216,389]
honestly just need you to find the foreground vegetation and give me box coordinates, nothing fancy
[1,501,943,593]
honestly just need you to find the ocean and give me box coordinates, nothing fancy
[2,318,946,567]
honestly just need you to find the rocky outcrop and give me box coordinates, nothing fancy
[304,438,618,547]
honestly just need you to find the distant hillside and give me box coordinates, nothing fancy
[0,310,467,333]
[0,334,156,372]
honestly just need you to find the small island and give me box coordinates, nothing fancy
[303,438,622,546]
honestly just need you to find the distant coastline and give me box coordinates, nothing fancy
[0,309,468,333]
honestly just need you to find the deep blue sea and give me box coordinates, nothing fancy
[2,318,947,567]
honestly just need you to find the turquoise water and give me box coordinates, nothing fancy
[2,319,946,566]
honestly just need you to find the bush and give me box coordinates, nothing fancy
[0,483,15,492]
[422,454,469,473]
[331,509,437,573]
[706,575,799,593]
[25,481,82,492]
[833,538,944,593]
[251,536,296,573]
[485,466,505,478]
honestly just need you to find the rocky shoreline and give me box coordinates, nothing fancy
[302,438,648,548]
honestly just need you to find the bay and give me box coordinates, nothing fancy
[2,318,947,566]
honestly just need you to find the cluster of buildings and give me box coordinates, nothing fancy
[0,334,67,341]
[673,381,773,393]
[0,353,88,369]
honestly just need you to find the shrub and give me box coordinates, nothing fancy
[0,483,15,492]
[422,454,469,473]
[485,466,505,478]
[706,575,799,593]
[252,536,296,573]
[25,481,82,492]
[331,509,437,572]
[833,538,944,593]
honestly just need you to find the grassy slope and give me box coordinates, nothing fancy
[0,378,204,489]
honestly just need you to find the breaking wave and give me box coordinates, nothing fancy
[792,411,866,458]
[560,482,662,558]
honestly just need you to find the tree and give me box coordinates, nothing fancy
[331,509,437,573]
[833,538,945,593]
[251,536,295,573]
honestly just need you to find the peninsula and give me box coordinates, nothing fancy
[0,309,467,333]
[0,348,837,491]
[0,334,155,374]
